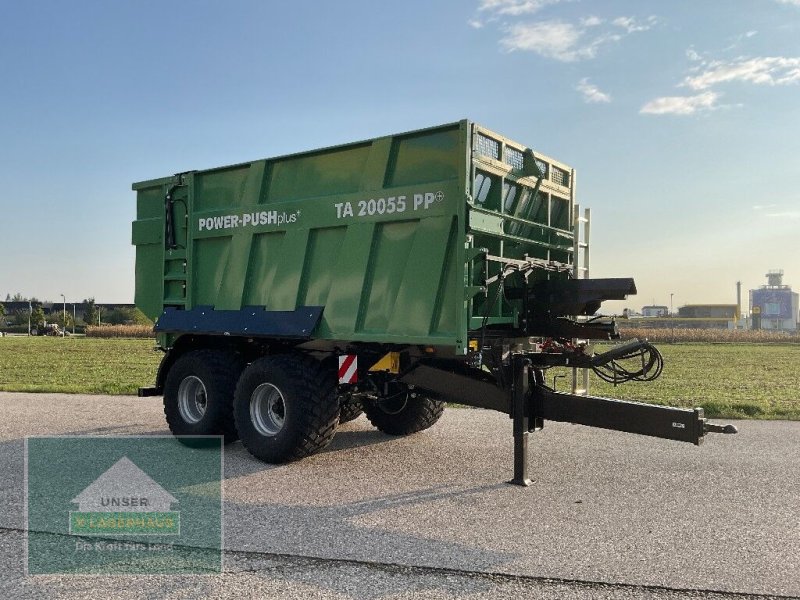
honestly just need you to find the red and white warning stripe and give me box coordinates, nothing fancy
[338,355,358,384]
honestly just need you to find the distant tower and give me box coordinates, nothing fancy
[766,269,784,288]
[750,269,799,331]
[736,281,742,319]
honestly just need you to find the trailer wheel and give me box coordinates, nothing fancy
[364,386,444,436]
[234,354,339,463]
[338,393,363,424]
[163,349,242,443]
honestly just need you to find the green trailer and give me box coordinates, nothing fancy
[133,120,735,484]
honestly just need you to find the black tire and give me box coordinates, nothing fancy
[364,387,444,436]
[163,349,242,444]
[234,354,339,463]
[338,393,363,424]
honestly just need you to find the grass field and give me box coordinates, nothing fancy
[552,343,800,420]
[0,337,797,419]
[0,337,161,395]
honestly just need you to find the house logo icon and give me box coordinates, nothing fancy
[69,456,180,536]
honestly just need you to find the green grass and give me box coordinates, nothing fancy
[0,337,162,395]
[0,337,797,419]
[552,343,800,420]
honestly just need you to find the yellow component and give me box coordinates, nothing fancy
[468,339,479,351]
[369,352,400,374]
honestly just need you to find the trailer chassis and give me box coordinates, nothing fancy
[399,347,737,486]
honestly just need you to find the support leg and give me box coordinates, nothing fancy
[510,422,530,486]
[508,356,532,486]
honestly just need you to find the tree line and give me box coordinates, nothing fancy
[0,297,152,331]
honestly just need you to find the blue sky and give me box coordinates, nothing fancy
[1,0,798,312]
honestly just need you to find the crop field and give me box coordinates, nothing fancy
[619,326,800,344]
[0,336,798,419]
[85,325,154,338]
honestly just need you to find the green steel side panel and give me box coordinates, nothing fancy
[428,216,460,337]
[359,220,420,334]
[193,237,231,307]
[318,222,376,336]
[241,231,286,307]
[214,161,268,310]
[297,227,348,307]
[132,120,577,351]
[132,218,162,246]
[265,229,311,311]
[386,128,462,187]
[385,216,458,338]
[134,243,163,320]
[133,184,165,319]
[193,167,252,212]
[268,144,371,202]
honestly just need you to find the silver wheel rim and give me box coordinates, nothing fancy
[250,383,286,436]
[178,375,207,424]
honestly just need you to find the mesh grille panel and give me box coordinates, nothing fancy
[504,147,524,171]
[476,134,500,160]
[552,166,570,187]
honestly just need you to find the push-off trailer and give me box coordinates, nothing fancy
[133,120,735,484]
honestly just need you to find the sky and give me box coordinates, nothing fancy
[0,0,798,313]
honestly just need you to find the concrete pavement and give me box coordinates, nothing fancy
[0,392,797,599]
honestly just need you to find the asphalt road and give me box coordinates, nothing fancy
[0,391,797,599]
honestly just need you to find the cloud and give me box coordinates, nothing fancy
[611,16,659,33]
[575,78,611,103]
[478,0,565,16]
[643,54,800,116]
[580,16,603,27]
[683,56,800,90]
[754,203,800,219]
[501,21,585,59]
[775,0,800,5]
[474,2,658,62]
[766,210,800,219]
[640,92,720,115]
[500,18,657,61]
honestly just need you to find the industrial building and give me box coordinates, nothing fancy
[622,272,798,332]
[750,270,799,331]
[678,305,739,319]
[669,304,740,329]
[641,305,669,317]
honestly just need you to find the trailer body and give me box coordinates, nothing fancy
[132,120,735,484]
[133,121,579,353]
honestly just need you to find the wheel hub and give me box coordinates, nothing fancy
[177,375,207,424]
[250,383,286,436]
